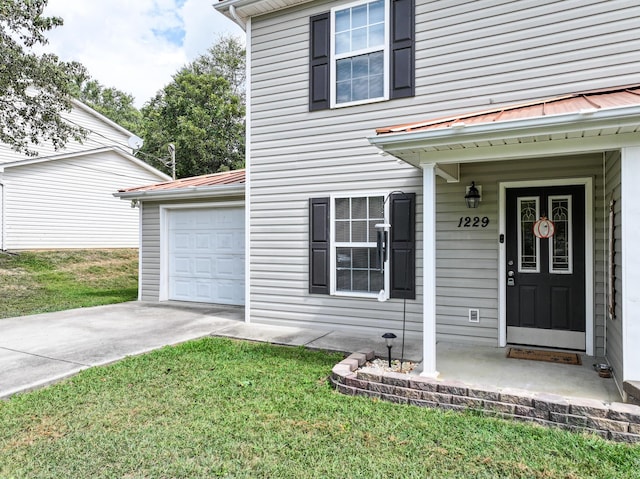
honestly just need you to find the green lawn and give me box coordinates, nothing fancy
[1,338,638,479]
[0,249,138,319]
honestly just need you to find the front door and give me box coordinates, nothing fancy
[506,185,585,350]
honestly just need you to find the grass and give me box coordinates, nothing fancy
[0,249,138,319]
[0,338,638,479]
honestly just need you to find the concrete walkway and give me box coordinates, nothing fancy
[0,301,621,403]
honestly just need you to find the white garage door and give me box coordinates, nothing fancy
[168,207,244,305]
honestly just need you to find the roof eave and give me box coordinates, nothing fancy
[368,105,640,166]
[214,0,314,26]
[114,184,246,201]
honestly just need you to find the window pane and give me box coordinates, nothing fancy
[337,269,351,291]
[337,81,351,103]
[369,0,385,23]
[336,198,349,219]
[370,51,384,75]
[352,220,367,242]
[337,59,352,82]
[335,31,350,55]
[352,4,367,28]
[335,220,350,242]
[351,197,367,218]
[352,248,369,268]
[351,26,367,51]
[369,23,384,47]
[352,55,369,79]
[370,268,383,291]
[370,74,384,98]
[353,270,369,292]
[352,77,369,101]
[519,199,538,271]
[368,220,379,241]
[369,196,383,218]
[337,248,351,268]
[551,197,571,272]
[335,9,350,32]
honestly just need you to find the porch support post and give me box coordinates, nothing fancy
[420,163,438,377]
[621,146,640,382]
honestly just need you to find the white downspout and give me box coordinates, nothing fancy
[229,5,247,30]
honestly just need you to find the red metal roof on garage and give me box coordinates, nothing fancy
[376,84,640,135]
[120,169,245,193]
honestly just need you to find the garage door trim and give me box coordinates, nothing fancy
[159,201,245,304]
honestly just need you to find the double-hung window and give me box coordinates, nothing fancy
[309,193,416,299]
[309,0,415,111]
[332,0,388,106]
[333,195,386,296]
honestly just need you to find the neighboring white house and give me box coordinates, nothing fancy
[209,0,640,404]
[0,99,170,250]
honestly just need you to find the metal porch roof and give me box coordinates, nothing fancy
[119,169,245,194]
[376,84,640,135]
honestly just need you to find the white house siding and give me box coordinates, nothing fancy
[2,150,162,249]
[604,151,623,382]
[0,101,133,163]
[138,196,245,302]
[249,1,639,340]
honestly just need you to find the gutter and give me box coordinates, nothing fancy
[113,184,245,202]
[368,105,640,151]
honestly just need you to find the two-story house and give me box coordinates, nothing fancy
[207,0,640,402]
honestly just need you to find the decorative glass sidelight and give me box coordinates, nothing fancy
[518,197,539,272]
[549,196,572,273]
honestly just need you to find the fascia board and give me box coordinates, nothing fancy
[369,105,640,151]
[70,99,135,138]
[2,146,171,181]
[114,184,245,201]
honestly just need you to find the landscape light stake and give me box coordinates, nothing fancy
[382,332,397,368]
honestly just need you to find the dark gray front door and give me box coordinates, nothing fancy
[505,185,586,350]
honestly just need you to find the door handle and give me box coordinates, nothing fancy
[507,270,515,286]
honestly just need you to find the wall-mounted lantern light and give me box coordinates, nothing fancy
[382,332,397,368]
[465,182,481,209]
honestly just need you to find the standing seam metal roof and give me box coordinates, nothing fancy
[119,169,245,193]
[376,84,640,135]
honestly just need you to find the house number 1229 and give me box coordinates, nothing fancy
[457,216,490,228]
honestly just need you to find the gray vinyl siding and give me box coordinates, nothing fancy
[138,196,245,302]
[604,151,623,386]
[249,1,638,340]
[140,203,161,301]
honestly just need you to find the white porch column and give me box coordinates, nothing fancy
[420,163,438,377]
[621,147,640,382]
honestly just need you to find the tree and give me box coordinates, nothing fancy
[186,35,245,100]
[141,70,244,178]
[72,78,143,135]
[140,35,246,178]
[0,0,87,156]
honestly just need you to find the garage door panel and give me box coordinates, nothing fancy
[168,207,244,305]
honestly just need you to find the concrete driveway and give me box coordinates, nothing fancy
[0,301,244,399]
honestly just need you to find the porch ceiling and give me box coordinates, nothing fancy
[369,84,640,167]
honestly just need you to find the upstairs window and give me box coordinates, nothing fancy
[310,0,415,111]
[333,0,388,106]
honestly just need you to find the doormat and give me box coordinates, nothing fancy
[507,348,582,365]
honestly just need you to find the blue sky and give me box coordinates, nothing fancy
[43,0,244,107]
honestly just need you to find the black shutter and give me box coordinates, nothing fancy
[309,13,330,111]
[390,0,415,99]
[309,197,330,294]
[390,192,416,299]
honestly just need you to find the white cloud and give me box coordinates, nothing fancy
[42,0,244,107]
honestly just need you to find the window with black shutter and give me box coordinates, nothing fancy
[308,0,415,111]
[309,193,415,299]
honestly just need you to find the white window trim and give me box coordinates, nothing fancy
[329,192,390,299]
[329,0,390,109]
[517,196,540,273]
[548,194,573,275]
